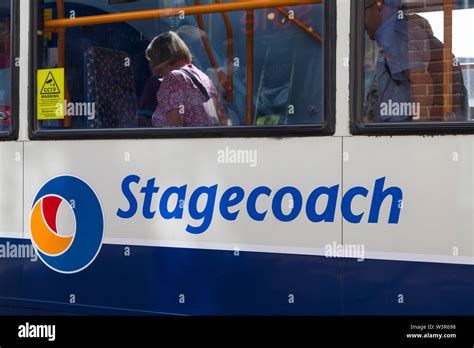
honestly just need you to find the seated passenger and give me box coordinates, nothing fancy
[364,0,468,122]
[176,25,241,126]
[137,74,161,127]
[146,31,228,127]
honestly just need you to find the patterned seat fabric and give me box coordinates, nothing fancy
[86,47,138,128]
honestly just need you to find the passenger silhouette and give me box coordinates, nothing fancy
[364,0,468,122]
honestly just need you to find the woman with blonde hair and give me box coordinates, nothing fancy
[146,31,228,127]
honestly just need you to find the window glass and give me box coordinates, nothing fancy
[34,0,325,131]
[0,0,11,134]
[362,0,473,123]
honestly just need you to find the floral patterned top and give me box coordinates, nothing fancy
[152,64,221,127]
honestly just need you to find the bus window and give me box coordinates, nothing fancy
[0,0,11,136]
[355,0,474,131]
[32,1,331,135]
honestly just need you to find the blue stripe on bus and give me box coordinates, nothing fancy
[0,238,472,315]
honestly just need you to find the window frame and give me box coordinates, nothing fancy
[351,0,474,136]
[29,0,336,140]
[0,0,19,141]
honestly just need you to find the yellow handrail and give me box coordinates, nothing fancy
[218,0,235,103]
[246,10,254,125]
[195,0,235,103]
[44,0,319,29]
[275,7,322,42]
[56,0,72,127]
[443,0,453,120]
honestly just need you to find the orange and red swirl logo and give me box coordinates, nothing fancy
[30,176,104,273]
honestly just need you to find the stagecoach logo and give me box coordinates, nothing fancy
[29,175,104,273]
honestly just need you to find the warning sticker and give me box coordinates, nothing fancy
[37,68,64,120]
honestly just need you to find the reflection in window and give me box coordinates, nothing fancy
[0,0,11,134]
[36,1,325,130]
[363,0,473,123]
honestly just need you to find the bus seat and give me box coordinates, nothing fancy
[85,47,138,128]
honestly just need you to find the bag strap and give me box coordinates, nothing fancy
[179,68,211,101]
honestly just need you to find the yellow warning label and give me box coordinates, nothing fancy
[37,68,64,120]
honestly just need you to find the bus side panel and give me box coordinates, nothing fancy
[0,142,24,311]
[343,136,474,315]
[0,142,23,239]
[0,137,343,315]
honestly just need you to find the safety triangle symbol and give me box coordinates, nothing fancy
[40,72,61,95]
